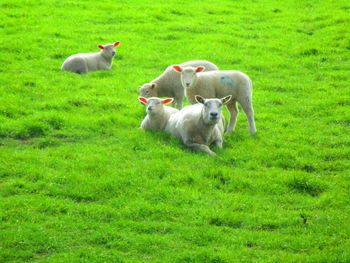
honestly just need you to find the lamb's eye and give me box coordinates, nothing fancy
[145,90,149,94]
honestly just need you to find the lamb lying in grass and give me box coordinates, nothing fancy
[138,97,178,131]
[165,95,232,156]
[62,41,121,74]
[139,60,218,109]
[173,65,256,134]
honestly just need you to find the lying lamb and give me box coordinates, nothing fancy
[139,60,218,109]
[62,41,121,74]
[172,65,256,134]
[138,97,178,131]
[165,95,232,156]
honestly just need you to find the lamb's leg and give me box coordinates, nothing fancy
[80,63,88,74]
[240,97,256,134]
[212,127,223,148]
[73,61,88,74]
[214,139,223,148]
[176,96,183,110]
[185,141,216,156]
[226,100,239,134]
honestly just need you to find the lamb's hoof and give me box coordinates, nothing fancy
[250,129,257,135]
[215,143,223,149]
[208,151,216,156]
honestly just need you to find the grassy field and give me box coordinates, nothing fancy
[1,0,349,262]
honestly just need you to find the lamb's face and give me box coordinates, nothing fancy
[181,67,196,88]
[139,83,157,98]
[145,98,164,116]
[102,44,117,57]
[195,95,232,125]
[172,66,205,89]
[138,97,173,116]
[97,41,120,57]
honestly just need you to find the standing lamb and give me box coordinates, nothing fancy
[172,65,256,134]
[138,97,178,131]
[165,95,232,156]
[62,41,121,74]
[139,60,218,109]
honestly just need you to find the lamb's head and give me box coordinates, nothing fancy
[139,83,158,98]
[195,95,232,125]
[138,97,173,116]
[98,41,120,57]
[172,65,205,89]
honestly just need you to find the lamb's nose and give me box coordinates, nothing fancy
[186,83,190,86]
[210,112,218,117]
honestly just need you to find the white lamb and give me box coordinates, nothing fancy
[172,65,256,134]
[139,60,218,109]
[165,95,232,156]
[138,97,178,131]
[61,41,121,74]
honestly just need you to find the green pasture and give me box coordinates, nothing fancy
[0,0,349,262]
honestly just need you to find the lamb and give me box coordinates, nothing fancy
[139,60,218,109]
[138,97,178,131]
[172,65,256,134]
[165,95,232,156]
[61,41,121,74]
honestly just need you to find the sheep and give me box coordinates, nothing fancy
[138,97,179,131]
[172,65,256,134]
[61,41,121,74]
[139,60,218,109]
[165,95,232,156]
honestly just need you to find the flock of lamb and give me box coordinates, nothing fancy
[61,42,256,156]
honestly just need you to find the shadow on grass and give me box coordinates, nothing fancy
[286,176,328,197]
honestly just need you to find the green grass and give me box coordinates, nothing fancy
[0,0,349,262]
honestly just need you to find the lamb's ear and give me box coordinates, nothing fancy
[195,95,205,104]
[196,66,205,72]
[150,83,157,89]
[138,97,148,105]
[172,65,182,72]
[221,95,232,104]
[97,45,104,49]
[114,41,121,47]
[162,98,173,104]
